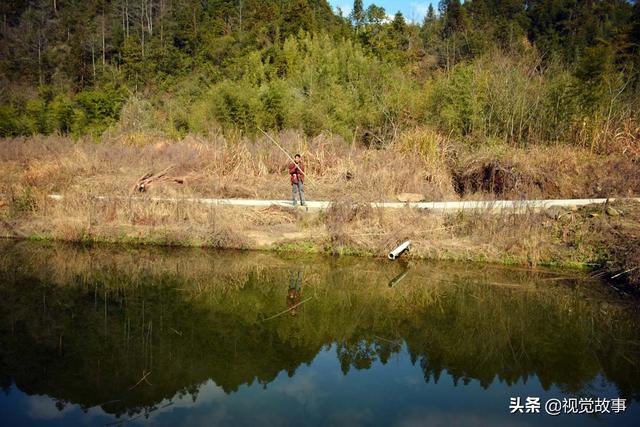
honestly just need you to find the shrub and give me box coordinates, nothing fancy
[427,64,479,138]
[210,80,260,133]
[71,90,125,136]
[9,186,37,218]
[258,82,288,131]
[0,103,21,137]
[50,96,75,134]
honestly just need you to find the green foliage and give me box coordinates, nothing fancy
[350,0,365,27]
[210,80,260,133]
[442,0,468,37]
[423,53,625,147]
[50,96,75,134]
[542,68,579,142]
[0,90,124,137]
[428,64,479,137]
[0,0,637,151]
[0,103,25,137]
[71,90,125,136]
[258,82,288,131]
[0,98,55,136]
[572,45,614,114]
[177,32,416,142]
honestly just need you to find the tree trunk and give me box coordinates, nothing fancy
[159,0,164,44]
[37,33,43,85]
[125,0,130,37]
[147,0,153,35]
[102,14,106,67]
[159,0,164,43]
[238,0,243,35]
[92,40,96,78]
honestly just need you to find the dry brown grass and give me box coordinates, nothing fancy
[0,131,456,202]
[1,131,637,208]
[320,203,551,263]
[0,131,639,287]
[319,200,640,286]
[452,145,640,199]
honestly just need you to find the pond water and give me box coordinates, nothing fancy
[0,241,639,427]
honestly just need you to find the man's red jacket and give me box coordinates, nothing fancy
[289,161,305,184]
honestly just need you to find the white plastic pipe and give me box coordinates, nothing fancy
[46,195,640,212]
[388,240,411,260]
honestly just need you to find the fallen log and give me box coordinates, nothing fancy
[131,165,195,193]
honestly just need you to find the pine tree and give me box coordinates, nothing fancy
[391,12,409,51]
[442,0,466,37]
[421,4,438,49]
[365,4,386,25]
[350,0,365,27]
[426,3,436,22]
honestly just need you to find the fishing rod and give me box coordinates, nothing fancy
[257,127,312,185]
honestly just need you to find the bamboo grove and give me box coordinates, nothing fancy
[0,1,638,152]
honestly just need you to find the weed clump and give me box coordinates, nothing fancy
[325,198,373,254]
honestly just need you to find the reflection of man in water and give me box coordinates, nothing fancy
[287,271,303,316]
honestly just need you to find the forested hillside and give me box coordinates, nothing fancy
[1,0,638,152]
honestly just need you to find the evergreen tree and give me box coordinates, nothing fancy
[442,0,467,37]
[391,12,409,51]
[350,0,365,27]
[426,3,436,23]
[421,4,438,48]
[366,4,386,25]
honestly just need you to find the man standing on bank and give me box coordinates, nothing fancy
[289,154,306,206]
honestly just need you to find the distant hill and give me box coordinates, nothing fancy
[0,0,638,149]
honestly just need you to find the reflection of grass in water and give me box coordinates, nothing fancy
[0,240,639,415]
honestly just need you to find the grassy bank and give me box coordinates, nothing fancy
[0,133,638,289]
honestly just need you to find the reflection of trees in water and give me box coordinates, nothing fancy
[338,341,376,373]
[0,241,639,418]
[337,339,401,374]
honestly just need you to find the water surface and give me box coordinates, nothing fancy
[0,241,638,426]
